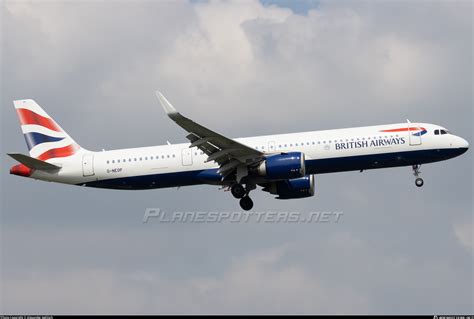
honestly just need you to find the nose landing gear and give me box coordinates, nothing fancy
[415,177,424,187]
[412,164,424,187]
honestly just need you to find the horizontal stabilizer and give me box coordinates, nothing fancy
[8,153,61,170]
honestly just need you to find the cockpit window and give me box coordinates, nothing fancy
[435,129,450,135]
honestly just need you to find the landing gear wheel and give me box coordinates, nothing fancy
[412,165,423,187]
[231,183,246,199]
[239,196,253,211]
[415,177,424,187]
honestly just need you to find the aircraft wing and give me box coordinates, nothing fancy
[156,91,264,177]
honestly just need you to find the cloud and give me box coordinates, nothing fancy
[453,220,473,253]
[3,224,471,314]
[2,0,472,314]
[2,243,370,314]
[4,0,471,142]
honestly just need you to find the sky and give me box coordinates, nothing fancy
[1,0,473,314]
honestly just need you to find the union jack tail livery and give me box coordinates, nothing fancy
[13,99,81,161]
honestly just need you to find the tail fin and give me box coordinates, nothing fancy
[13,99,81,161]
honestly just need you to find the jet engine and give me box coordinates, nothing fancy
[262,175,315,199]
[256,152,305,180]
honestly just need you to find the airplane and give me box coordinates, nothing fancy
[8,92,469,210]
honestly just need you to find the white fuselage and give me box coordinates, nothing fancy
[27,122,469,190]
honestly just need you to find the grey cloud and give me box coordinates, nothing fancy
[1,0,472,314]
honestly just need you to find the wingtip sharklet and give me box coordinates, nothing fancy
[156,91,178,115]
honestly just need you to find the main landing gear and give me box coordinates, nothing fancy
[239,196,253,211]
[231,183,246,199]
[231,183,254,211]
[412,164,424,187]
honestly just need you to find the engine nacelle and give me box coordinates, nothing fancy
[263,175,315,199]
[257,152,306,180]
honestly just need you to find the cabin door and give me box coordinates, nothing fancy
[182,148,193,166]
[82,153,95,177]
[408,123,422,146]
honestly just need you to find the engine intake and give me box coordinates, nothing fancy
[257,152,306,180]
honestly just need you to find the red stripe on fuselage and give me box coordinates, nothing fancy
[36,144,79,161]
[16,108,62,132]
[381,127,426,132]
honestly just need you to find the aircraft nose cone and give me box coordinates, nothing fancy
[456,137,469,156]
